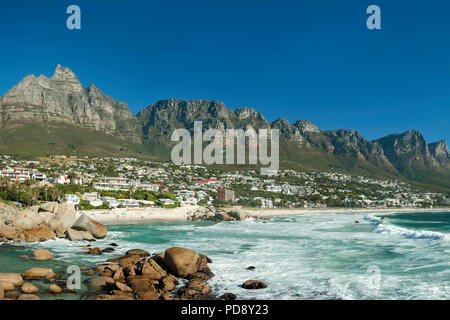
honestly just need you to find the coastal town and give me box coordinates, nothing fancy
[0,154,448,211]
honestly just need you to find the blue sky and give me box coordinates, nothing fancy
[0,0,449,143]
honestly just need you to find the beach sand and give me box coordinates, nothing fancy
[78,206,448,224]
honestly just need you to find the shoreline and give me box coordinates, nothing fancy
[79,206,449,225]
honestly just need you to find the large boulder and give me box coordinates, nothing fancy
[65,228,94,241]
[139,258,167,280]
[22,226,56,242]
[39,202,59,213]
[11,210,44,229]
[164,247,202,278]
[107,254,141,267]
[48,203,77,234]
[127,275,159,300]
[72,214,107,239]
[22,268,55,280]
[0,281,16,292]
[32,249,54,261]
[0,225,18,240]
[0,273,23,287]
[126,249,150,257]
[0,203,19,222]
[89,276,115,291]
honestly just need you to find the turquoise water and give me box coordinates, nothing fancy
[1,211,449,300]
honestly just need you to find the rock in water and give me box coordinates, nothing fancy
[17,294,40,300]
[0,273,24,287]
[21,283,39,294]
[49,284,62,294]
[72,214,107,239]
[220,293,237,300]
[88,247,102,255]
[164,247,202,278]
[22,268,55,280]
[242,280,267,289]
[65,228,94,241]
[89,277,115,291]
[0,281,15,292]
[32,249,54,261]
[126,249,150,256]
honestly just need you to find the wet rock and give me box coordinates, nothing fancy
[89,276,115,291]
[187,278,211,295]
[88,247,102,255]
[0,273,24,287]
[32,249,54,261]
[21,283,39,294]
[49,284,62,294]
[242,280,267,289]
[107,254,141,267]
[22,268,55,280]
[110,243,119,247]
[139,258,167,280]
[126,249,150,257]
[127,275,159,300]
[164,247,202,278]
[220,293,237,300]
[116,281,132,292]
[247,266,256,271]
[102,247,115,253]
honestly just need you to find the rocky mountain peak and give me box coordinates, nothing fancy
[51,64,80,82]
[429,140,449,156]
[294,120,319,133]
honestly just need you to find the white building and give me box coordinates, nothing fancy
[65,194,80,205]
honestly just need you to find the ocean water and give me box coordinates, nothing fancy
[1,211,449,300]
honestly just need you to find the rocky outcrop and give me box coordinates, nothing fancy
[163,247,202,278]
[187,207,255,222]
[65,228,95,241]
[0,202,107,242]
[92,247,214,300]
[0,65,141,143]
[72,214,107,239]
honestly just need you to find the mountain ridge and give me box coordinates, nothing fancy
[1,66,449,190]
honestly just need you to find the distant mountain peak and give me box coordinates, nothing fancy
[51,64,80,82]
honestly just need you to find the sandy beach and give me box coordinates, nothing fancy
[78,206,448,224]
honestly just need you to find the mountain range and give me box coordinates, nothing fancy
[0,66,449,191]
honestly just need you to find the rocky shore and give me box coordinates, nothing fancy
[187,206,257,222]
[0,202,107,242]
[0,245,267,300]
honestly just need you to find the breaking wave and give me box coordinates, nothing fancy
[374,223,446,240]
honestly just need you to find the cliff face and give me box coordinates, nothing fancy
[137,99,449,179]
[0,65,141,143]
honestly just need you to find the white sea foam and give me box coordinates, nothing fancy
[373,223,446,240]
